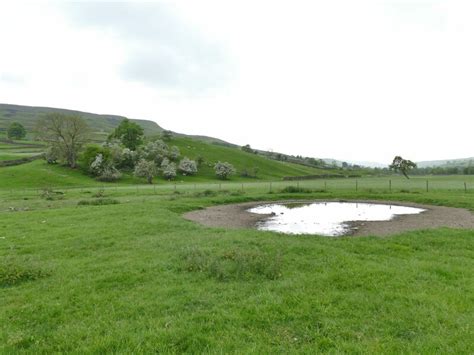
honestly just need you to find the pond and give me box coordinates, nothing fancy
[248,202,426,236]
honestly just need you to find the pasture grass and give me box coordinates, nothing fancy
[0,176,473,353]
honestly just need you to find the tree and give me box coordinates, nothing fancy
[196,155,205,167]
[89,153,121,182]
[241,144,254,153]
[178,157,198,175]
[109,118,144,150]
[7,122,26,140]
[35,113,90,168]
[163,162,177,180]
[214,161,236,180]
[134,159,158,184]
[169,146,180,161]
[389,156,417,179]
[161,130,173,141]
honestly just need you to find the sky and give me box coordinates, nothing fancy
[0,0,473,164]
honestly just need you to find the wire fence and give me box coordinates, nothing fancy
[2,176,473,199]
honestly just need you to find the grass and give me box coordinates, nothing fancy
[0,169,473,352]
[0,138,45,162]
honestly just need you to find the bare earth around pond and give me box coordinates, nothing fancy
[183,200,474,236]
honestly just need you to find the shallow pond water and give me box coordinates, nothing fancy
[248,202,426,236]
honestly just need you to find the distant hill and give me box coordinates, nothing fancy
[0,103,234,146]
[417,157,474,168]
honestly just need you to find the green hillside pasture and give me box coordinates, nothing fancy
[167,137,331,181]
[0,185,473,353]
[0,140,45,162]
[0,103,163,138]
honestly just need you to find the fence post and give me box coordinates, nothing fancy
[426,180,429,192]
[356,179,358,192]
[465,182,467,193]
[269,182,272,193]
[241,183,244,192]
[389,179,392,193]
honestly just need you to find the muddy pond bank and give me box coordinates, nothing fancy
[183,200,474,237]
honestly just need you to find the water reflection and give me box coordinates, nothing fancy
[248,202,425,236]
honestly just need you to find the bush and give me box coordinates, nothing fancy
[89,153,121,181]
[134,159,158,184]
[280,186,313,193]
[214,161,236,180]
[7,122,26,140]
[97,166,122,182]
[241,167,259,178]
[163,162,177,180]
[140,139,168,165]
[178,157,198,176]
[77,198,120,206]
[169,146,180,161]
[44,145,60,164]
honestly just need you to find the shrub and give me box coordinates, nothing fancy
[134,159,158,184]
[89,153,121,181]
[141,139,168,165]
[97,166,122,182]
[163,162,177,180]
[214,161,236,180]
[280,186,313,193]
[119,148,138,169]
[77,198,120,206]
[178,157,198,176]
[241,166,259,178]
[7,122,26,140]
[169,146,180,161]
[44,145,60,164]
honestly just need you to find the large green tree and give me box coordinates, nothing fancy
[109,119,144,150]
[7,122,26,140]
[35,113,90,168]
[389,156,417,179]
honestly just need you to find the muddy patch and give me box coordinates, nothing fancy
[183,200,474,237]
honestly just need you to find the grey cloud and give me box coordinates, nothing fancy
[62,2,231,92]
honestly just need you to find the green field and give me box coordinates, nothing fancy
[1,159,473,353]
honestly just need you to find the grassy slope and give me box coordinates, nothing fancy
[0,104,234,146]
[0,104,163,140]
[170,137,331,181]
[0,139,45,161]
[0,185,473,353]
[0,137,343,188]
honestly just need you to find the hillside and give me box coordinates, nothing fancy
[0,103,163,140]
[0,103,234,146]
[0,103,364,184]
[417,157,474,168]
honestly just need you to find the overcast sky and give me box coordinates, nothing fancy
[0,1,473,164]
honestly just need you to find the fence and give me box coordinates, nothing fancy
[2,176,473,199]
